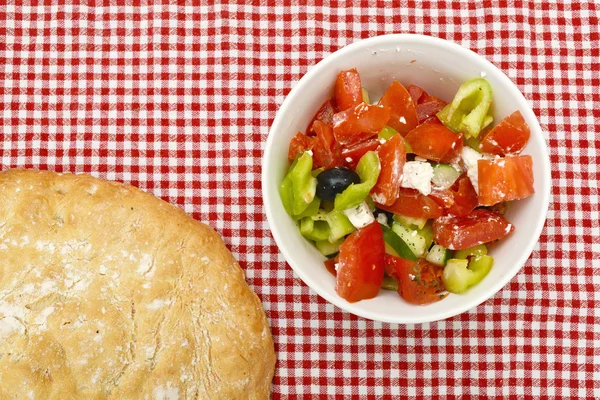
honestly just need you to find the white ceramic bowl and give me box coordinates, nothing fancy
[262,34,551,324]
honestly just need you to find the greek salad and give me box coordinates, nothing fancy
[280,68,535,304]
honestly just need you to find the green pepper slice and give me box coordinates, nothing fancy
[334,151,380,210]
[279,151,318,216]
[378,125,398,140]
[378,126,412,153]
[311,167,324,178]
[299,218,330,242]
[442,255,494,293]
[436,78,493,139]
[464,136,482,153]
[292,196,321,221]
[453,244,488,260]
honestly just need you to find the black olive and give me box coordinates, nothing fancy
[316,167,361,201]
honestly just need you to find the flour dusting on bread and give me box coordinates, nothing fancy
[0,170,275,399]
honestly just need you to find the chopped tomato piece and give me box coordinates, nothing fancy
[446,174,479,217]
[420,94,439,103]
[288,132,315,162]
[311,120,341,169]
[383,254,410,281]
[375,188,444,219]
[478,155,535,206]
[487,202,507,215]
[324,257,338,277]
[332,103,391,147]
[480,110,530,156]
[306,99,336,135]
[378,81,419,135]
[407,84,427,104]
[336,222,385,303]
[370,134,406,206]
[334,68,363,112]
[385,255,446,305]
[416,90,431,104]
[429,188,455,209]
[416,96,448,123]
[404,119,463,163]
[340,138,380,169]
[433,209,515,250]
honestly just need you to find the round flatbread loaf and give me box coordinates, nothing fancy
[0,170,275,399]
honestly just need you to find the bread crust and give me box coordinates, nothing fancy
[0,170,275,399]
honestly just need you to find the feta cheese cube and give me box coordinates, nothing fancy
[370,193,386,204]
[461,147,482,171]
[376,213,389,227]
[400,161,434,196]
[343,201,375,229]
[461,147,488,194]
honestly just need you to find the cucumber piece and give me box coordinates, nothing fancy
[426,244,452,266]
[316,239,343,256]
[381,276,399,291]
[431,163,462,189]
[326,210,356,243]
[391,222,427,258]
[362,87,370,104]
[393,214,427,230]
[300,218,330,242]
[418,222,434,250]
[381,224,417,261]
[454,244,488,260]
[441,259,470,293]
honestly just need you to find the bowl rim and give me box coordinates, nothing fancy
[262,33,551,324]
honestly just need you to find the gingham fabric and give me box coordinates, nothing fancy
[0,1,598,398]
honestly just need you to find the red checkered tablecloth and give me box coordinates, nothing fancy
[1,1,598,398]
